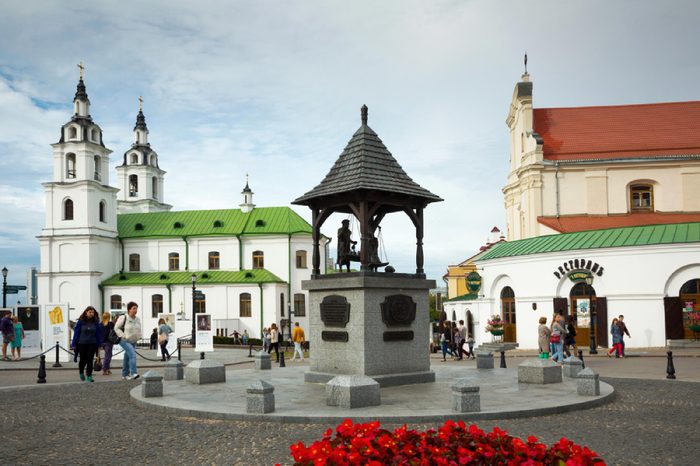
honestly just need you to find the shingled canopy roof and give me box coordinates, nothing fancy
[293,105,442,210]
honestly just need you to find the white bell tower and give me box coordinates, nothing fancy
[37,64,120,315]
[116,97,172,213]
[240,175,255,213]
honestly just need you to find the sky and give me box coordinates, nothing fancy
[1,0,700,303]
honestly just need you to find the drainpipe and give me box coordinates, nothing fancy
[258,282,264,337]
[555,162,561,218]
[182,236,190,271]
[288,234,292,319]
[98,284,104,313]
[166,284,172,314]
[238,235,243,270]
[118,238,125,272]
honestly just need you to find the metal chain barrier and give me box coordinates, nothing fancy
[0,344,56,362]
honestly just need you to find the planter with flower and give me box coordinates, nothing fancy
[485,314,504,340]
[687,311,700,336]
[285,419,606,465]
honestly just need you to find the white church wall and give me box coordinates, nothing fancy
[241,235,291,279]
[189,237,240,271]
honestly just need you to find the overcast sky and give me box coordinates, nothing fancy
[1,1,699,302]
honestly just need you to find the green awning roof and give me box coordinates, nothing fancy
[445,292,480,302]
[101,269,284,287]
[478,222,700,261]
[117,206,312,239]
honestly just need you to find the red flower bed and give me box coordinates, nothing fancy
[286,419,605,465]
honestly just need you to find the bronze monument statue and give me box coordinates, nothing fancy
[336,219,358,272]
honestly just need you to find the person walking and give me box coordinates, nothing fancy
[466,333,475,359]
[100,312,114,375]
[242,329,249,346]
[149,328,158,350]
[440,321,454,362]
[115,302,142,380]
[267,323,280,362]
[608,318,623,358]
[262,327,270,352]
[158,318,173,361]
[71,306,103,382]
[1,311,14,361]
[291,322,306,361]
[617,315,631,357]
[550,314,565,364]
[563,315,577,358]
[10,316,25,360]
[456,320,468,360]
[538,316,551,359]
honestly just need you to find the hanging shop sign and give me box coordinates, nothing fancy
[466,272,482,293]
[552,259,604,280]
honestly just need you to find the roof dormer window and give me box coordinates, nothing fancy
[68,126,78,140]
[130,153,138,164]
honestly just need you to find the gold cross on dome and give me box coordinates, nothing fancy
[77,62,85,79]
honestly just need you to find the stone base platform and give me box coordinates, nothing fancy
[305,370,435,387]
[131,364,614,424]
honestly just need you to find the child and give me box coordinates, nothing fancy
[466,333,475,359]
[538,316,551,359]
[608,318,623,358]
[149,328,158,350]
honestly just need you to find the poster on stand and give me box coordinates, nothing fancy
[43,304,70,361]
[17,306,41,355]
[157,313,177,358]
[577,299,591,328]
[195,313,214,352]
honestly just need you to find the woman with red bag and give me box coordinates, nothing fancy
[550,314,565,364]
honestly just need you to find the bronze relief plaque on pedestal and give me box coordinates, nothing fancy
[320,295,350,327]
[381,294,416,326]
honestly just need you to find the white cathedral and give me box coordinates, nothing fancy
[37,75,327,339]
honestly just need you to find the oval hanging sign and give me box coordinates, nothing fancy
[466,272,482,293]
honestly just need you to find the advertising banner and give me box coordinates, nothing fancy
[157,313,177,358]
[43,304,70,361]
[17,306,41,354]
[577,299,591,328]
[195,313,214,352]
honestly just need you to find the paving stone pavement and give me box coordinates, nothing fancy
[3,376,699,465]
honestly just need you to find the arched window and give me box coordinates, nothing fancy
[152,177,158,199]
[150,154,156,166]
[129,175,138,197]
[280,292,285,317]
[151,294,163,318]
[91,128,98,142]
[68,126,77,139]
[129,253,140,272]
[130,153,138,164]
[630,184,653,212]
[500,286,516,343]
[99,200,106,223]
[252,250,264,269]
[294,293,306,317]
[296,250,307,269]
[208,251,220,270]
[240,293,252,317]
[63,198,74,220]
[168,252,179,271]
[110,294,122,310]
[94,155,101,181]
[66,153,76,179]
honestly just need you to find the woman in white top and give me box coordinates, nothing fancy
[267,323,280,363]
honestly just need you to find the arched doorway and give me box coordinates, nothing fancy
[500,287,516,342]
[680,279,700,339]
[570,283,596,348]
[466,309,474,338]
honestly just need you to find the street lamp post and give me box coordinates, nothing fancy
[2,267,8,308]
[191,273,197,346]
[586,272,597,354]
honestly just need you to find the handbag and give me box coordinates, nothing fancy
[158,332,167,344]
[94,356,103,372]
[549,334,561,344]
[108,316,125,344]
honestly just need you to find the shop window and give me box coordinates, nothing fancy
[63,199,74,220]
[152,294,163,318]
[168,252,179,271]
[294,293,306,317]
[110,294,122,310]
[240,292,251,317]
[129,253,140,272]
[208,251,220,270]
[252,250,264,269]
[296,250,307,269]
[630,184,653,212]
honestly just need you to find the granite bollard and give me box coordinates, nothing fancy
[164,360,184,381]
[518,358,562,384]
[326,375,381,409]
[563,357,583,378]
[576,367,600,396]
[141,370,163,398]
[185,359,226,384]
[255,351,271,370]
[451,378,480,413]
[246,380,275,413]
[476,351,494,369]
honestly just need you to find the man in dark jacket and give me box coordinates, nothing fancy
[617,315,631,357]
[1,311,16,361]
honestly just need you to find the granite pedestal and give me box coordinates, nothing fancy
[577,367,601,396]
[141,370,163,398]
[185,360,226,385]
[326,375,381,409]
[518,358,563,384]
[563,357,584,378]
[476,352,494,369]
[255,351,271,370]
[246,380,275,413]
[303,273,435,387]
[451,378,480,413]
[164,360,184,381]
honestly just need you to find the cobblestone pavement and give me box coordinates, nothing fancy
[4,376,698,465]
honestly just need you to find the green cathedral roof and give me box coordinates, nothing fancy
[101,269,284,287]
[117,206,312,239]
[478,222,700,261]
